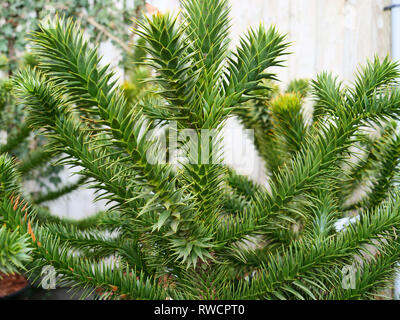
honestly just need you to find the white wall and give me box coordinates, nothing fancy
[233,0,390,86]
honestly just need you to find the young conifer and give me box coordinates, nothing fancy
[1,0,400,299]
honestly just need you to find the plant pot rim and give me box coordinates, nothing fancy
[0,273,30,300]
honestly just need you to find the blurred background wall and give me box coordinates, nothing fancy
[44,0,394,219]
[228,0,391,86]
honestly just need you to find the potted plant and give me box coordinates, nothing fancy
[1,0,400,299]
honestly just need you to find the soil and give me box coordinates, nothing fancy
[0,273,28,298]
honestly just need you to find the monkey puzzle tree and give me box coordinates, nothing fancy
[1,0,400,299]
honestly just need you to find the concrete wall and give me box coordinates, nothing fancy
[42,0,394,219]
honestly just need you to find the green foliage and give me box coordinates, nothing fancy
[0,0,143,72]
[122,37,153,106]
[0,53,74,196]
[2,0,400,300]
[0,226,32,275]
[224,26,289,104]
[0,154,19,198]
[0,154,32,275]
[286,78,309,97]
[234,79,309,176]
[0,0,148,278]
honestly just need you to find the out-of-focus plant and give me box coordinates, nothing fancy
[233,79,310,178]
[122,37,153,104]
[0,0,147,74]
